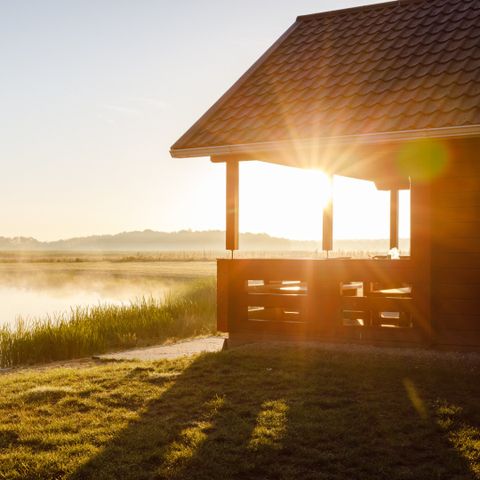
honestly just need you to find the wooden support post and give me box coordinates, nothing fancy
[226,159,239,252]
[390,189,399,250]
[322,178,333,253]
[216,260,229,332]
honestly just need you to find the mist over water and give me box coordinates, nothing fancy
[0,263,208,328]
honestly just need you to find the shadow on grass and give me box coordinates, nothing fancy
[71,347,479,480]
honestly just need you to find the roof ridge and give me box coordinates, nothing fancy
[296,0,433,22]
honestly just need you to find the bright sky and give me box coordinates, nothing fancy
[0,0,409,242]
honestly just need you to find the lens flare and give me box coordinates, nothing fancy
[396,139,450,182]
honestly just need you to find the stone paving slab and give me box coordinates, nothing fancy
[95,336,226,361]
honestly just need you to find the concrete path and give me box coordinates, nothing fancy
[95,336,226,361]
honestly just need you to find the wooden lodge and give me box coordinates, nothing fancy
[171,0,480,348]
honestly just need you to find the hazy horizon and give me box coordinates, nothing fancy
[0,227,410,244]
[0,0,406,243]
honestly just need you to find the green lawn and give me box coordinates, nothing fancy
[0,345,479,480]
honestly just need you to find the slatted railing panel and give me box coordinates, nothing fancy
[224,260,314,335]
[217,259,417,339]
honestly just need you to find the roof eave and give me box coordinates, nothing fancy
[170,125,480,159]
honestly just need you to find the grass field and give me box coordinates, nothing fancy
[0,249,406,264]
[0,345,479,480]
[0,251,223,264]
[0,259,216,279]
[0,278,216,368]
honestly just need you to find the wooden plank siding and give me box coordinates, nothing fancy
[431,137,480,345]
[410,180,433,342]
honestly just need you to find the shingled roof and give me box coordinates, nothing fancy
[171,0,480,158]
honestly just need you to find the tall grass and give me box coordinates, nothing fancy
[0,278,216,368]
[0,248,411,264]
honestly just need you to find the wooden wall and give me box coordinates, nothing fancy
[431,137,480,347]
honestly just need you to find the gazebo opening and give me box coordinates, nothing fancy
[239,161,411,259]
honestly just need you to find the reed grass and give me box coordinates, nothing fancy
[0,248,411,264]
[0,278,216,368]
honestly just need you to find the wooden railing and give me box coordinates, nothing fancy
[218,258,423,343]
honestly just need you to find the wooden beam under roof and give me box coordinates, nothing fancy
[211,141,411,189]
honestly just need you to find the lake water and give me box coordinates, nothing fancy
[0,261,215,329]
